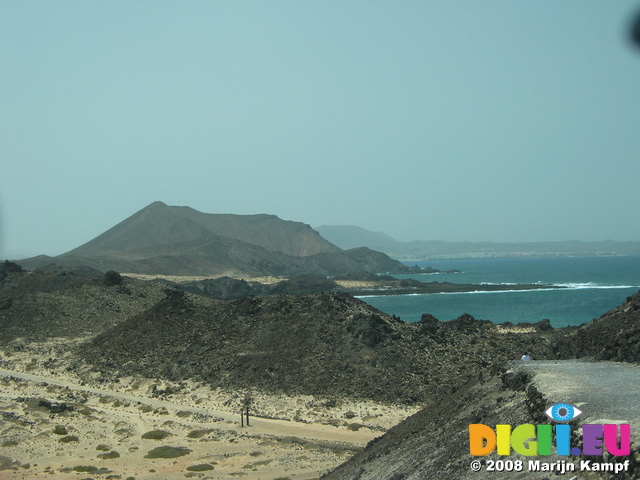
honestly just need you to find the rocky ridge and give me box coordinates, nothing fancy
[0,265,167,343]
[1,264,571,404]
[323,291,640,479]
[557,289,640,363]
[77,289,562,404]
[322,364,637,480]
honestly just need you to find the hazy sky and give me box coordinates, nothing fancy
[2,1,640,257]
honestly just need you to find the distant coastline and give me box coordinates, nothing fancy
[390,251,636,262]
[315,225,640,261]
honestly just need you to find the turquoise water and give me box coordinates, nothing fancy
[358,256,640,327]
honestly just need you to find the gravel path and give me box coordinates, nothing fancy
[512,359,640,435]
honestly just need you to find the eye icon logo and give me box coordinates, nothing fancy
[545,403,582,423]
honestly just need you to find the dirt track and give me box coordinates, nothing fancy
[0,367,378,445]
[0,359,416,480]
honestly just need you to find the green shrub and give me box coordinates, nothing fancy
[141,430,170,440]
[97,451,120,459]
[186,464,215,471]
[59,435,80,443]
[72,465,98,472]
[78,407,97,416]
[144,446,191,459]
[186,429,211,439]
[53,425,68,435]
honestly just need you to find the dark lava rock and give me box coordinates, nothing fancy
[78,291,558,403]
[556,290,640,363]
[447,313,488,333]
[0,269,167,343]
[322,369,540,480]
[35,263,103,278]
[333,271,397,282]
[533,318,553,331]
[0,297,12,310]
[103,270,123,286]
[181,277,263,300]
[345,312,394,347]
[268,274,339,295]
[182,274,339,300]
[39,400,74,413]
[0,261,23,277]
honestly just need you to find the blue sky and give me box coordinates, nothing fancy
[2,1,640,257]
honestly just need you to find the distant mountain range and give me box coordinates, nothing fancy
[16,202,417,277]
[315,225,640,259]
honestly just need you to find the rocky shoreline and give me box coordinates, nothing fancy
[160,270,562,300]
[340,280,560,297]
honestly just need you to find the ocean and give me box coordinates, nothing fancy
[358,256,640,328]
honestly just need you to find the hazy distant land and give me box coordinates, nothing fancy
[315,225,640,260]
[10,202,574,297]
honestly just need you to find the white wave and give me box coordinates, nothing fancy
[437,289,552,295]
[355,293,422,299]
[554,283,638,290]
[356,284,640,299]
[407,271,455,275]
[436,284,640,295]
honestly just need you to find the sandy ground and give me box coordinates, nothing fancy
[121,274,286,286]
[121,273,383,290]
[0,340,418,480]
[331,281,383,290]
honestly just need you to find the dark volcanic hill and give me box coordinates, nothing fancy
[323,293,640,480]
[557,289,640,362]
[322,367,575,480]
[78,290,559,403]
[2,263,562,403]
[0,265,167,343]
[16,202,414,277]
[68,201,340,258]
